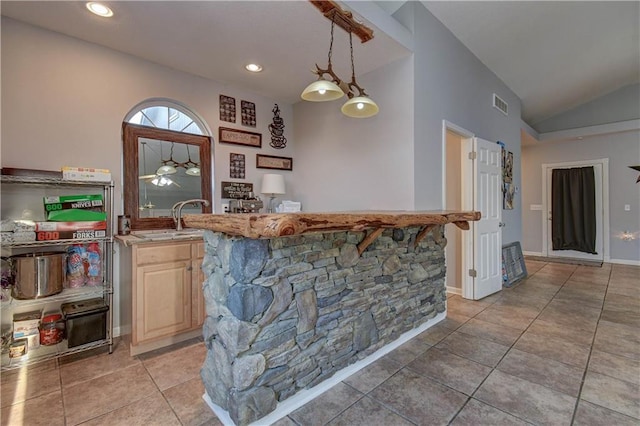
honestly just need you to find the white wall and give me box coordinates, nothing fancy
[1,18,295,216]
[293,56,415,212]
[522,129,640,263]
[1,18,295,333]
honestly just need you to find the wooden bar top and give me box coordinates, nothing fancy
[182,210,480,239]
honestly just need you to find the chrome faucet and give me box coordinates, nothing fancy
[171,199,210,230]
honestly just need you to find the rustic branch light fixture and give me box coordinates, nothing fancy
[301,2,379,118]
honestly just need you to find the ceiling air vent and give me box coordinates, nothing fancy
[493,93,508,116]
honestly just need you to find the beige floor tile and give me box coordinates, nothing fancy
[0,390,64,426]
[514,330,591,368]
[450,398,529,426]
[163,377,221,426]
[497,348,584,397]
[383,337,431,366]
[446,295,491,317]
[62,364,157,425]
[343,356,402,393]
[271,416,298,426]
[412,322,455,346]
[475,370,576,425]
[326,395,414,426]
[588,349,640,384]
[581,371,640,419]
[142,341,206,391]
[369,368,467,425]
[60,339,140,387]
[527,318,595,346]
[407,347,491,395]
[442,311,472,329]
[574,400,640,426]
[457,318,523,346]
[289,382,363,426]
[474,305,536,331]
[1,363,61,408]
[600,309,640,328]
[436,330,510,367]
[80,391,181,426]
[594,321,640,360]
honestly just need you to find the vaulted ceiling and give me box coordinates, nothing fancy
[2,1,638,129]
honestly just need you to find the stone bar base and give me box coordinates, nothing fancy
[200,226,448,425]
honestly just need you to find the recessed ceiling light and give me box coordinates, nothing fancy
[245,64,263,73]
[86,2,113,17]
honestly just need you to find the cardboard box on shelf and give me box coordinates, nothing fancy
[35,221,107,240]
[62,167,111,182]
[44,194,104,211]
[13,310,42,338]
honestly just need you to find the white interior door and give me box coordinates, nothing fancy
[470,137,503,300]
[545,162,604,261]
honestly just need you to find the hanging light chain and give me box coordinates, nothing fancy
[328,18,335,67]
[349,31,356,82]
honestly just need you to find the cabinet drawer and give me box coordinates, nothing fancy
[136,242,192,265]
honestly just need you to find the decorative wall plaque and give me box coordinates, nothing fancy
[230,153,245,179]
[219,95,236,123]
[219,127,262,148]
[268,104,287,149]
[221,181,253,199]
[241,100,256,127]
[256,154,292,171]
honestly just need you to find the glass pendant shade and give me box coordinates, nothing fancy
[301,79,344,102]
[185,167,201,176]
[156,165,177,175]
[341,96,379,118]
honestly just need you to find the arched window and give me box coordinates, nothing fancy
[125,99,209,136]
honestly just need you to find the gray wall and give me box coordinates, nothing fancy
[403,3,524,245]
[522,130,640,262]
[534,84,640,133]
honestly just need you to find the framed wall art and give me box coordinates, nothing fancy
[241,100,256,127]
[230,153,245,179]
[219,127,262,148]
[219,95,236,123]
[256,154,293,171]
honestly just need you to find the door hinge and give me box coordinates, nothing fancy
[468,269,477,277]
[468,152,477,160]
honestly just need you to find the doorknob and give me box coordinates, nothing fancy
[499,222,505,227]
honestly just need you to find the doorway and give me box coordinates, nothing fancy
[541,159,609,262]
[443,121,503,300]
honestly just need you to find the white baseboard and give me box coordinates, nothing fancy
[609,258,640,266]
[203,312,447,426]
[113,325,131,338]
[446,286,462,295]
[525,253,639,267]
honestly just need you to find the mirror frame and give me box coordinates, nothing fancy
[123,122,212,230]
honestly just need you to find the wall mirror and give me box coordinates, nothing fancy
[123,123,212,230]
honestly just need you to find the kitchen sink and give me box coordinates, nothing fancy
[132,229,204,241]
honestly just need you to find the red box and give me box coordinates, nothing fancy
[35,221,107,241]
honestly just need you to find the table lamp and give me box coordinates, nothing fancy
[261,174,285,213]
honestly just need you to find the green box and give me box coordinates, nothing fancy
[43,194,103,212]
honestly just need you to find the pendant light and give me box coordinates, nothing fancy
[341,32,379,118]
[301,18,345,102]
[301,10,378,118]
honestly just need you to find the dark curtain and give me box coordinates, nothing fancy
[551,166,597,254]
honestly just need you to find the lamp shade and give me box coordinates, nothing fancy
[342,96,379,118]
[261,174,286,195]
[156,165,177,175]
[301,79,344,102]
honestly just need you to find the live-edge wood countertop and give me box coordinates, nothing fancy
[182,210,480,239]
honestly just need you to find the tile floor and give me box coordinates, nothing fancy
[1,260,638,425]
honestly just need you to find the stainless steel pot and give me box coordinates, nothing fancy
[10,252,66,299]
